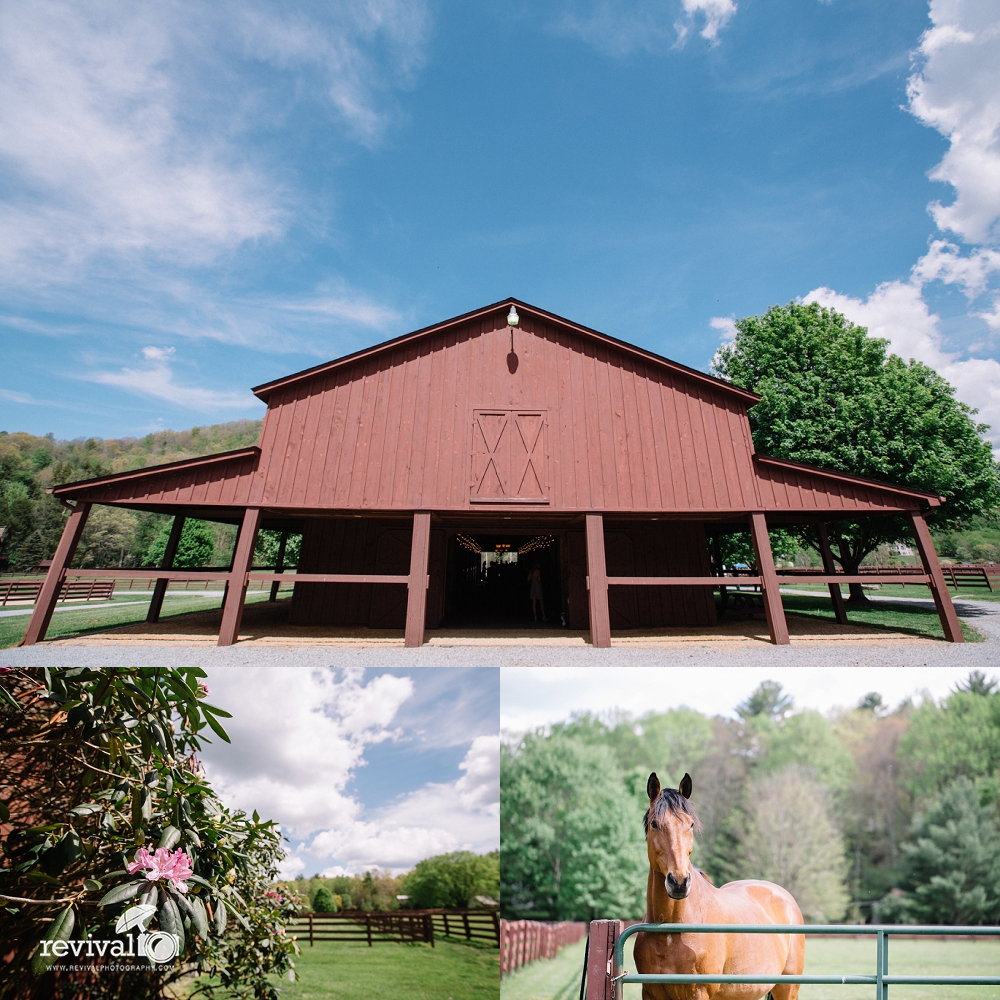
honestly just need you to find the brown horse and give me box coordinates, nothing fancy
[633,773,805,1000]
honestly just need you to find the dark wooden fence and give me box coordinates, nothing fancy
[287,909,500,949]
[0,579,116,605]
[500,919,588,977]
[775,564,999,592]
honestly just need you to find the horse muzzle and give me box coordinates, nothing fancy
[665,872,691,899]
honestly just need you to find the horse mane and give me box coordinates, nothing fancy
[643,787,702,835]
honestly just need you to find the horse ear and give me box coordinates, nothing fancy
[647,773,661,800]
[679,773,693,799]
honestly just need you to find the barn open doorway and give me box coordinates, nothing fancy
[443,532,564,627]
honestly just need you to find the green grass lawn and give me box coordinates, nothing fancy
[505,936,1000,1000]
[779,593,986,642]
[782,582,1000,604]
[0,590,280,648]
[188,938,499,1000]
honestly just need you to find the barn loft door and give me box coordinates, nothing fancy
[471,409,548,504]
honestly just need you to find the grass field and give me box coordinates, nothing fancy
[0,590,280,648]
[502,936,1000,1000]
[782,582,1000,604]
[186,937,500,1000]
[780,593,986,642]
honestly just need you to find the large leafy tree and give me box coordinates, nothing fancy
[712,302,1000,603]
[500,731,646,921]
[401,851,500,909]
[0,667,297,1000]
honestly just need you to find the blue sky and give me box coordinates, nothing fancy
[1,0,999,447]
[197,667,499,877]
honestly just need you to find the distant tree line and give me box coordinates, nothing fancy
[501,673,1000,924]
[278,851,499,913]
[0,421,299,573]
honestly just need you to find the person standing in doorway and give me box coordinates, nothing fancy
[528,562,546,622]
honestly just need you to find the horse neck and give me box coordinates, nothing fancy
[647,867,709,924]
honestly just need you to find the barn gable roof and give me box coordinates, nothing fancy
[251,297,761,405]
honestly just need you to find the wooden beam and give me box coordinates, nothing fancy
[585,513,611,648]
[21,502,91,646]
[147,515,185,623]
[909,511,964,643]
[217,508,262,647]
[817,522,849,625]
[749,512,790,645]
[269,530,289,601]
[585,919,623,1000]
[405,512,431,647]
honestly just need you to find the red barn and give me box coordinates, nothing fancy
[22,298,963,647]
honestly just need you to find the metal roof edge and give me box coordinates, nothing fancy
[48,447,261,496]
[755,454,944,505]
[251,297,761,405]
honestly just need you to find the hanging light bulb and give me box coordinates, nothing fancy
[507,305,519,327]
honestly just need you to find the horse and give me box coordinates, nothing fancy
[633,772,805,1000]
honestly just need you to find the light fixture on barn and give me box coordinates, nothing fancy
[506,304,519,374]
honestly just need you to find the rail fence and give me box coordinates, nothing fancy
[287,909,500,949]
[583,921,1000,1000]
[501,919,588,977]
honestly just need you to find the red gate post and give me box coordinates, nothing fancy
[147,514,185,623]
[585,920,623,1000]
[817,522,848,625]
[909,511,964,643]
[20,502,91,646]
[218,507,262,646]
[405,511,431,647]
[268,530,288,601]
[585,513,611,647]
[749,512,790,645]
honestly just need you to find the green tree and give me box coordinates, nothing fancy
[312,886,338,912]
[402,851,499,909]
[0,667,297,999]
[886,778,1000,924]
[145,519,216,568]
[501,731,646,921]
[734,766,849,923]
[712,302,1000,604]
[737,680,794,721]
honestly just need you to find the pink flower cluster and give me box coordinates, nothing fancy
[128,846,194,893]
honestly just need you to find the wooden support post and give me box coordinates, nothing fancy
[817,522,848,626]
[20,502,91,646]
[585,919,623,1000]
[585,513,611,648]
[749,512,790,645]
[217,507,262,647]
[147,514,185,623]
[405,512,431,647]
[269,530,288,601]
[909,511,964,643]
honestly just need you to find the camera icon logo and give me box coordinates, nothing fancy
[138,931,180,964]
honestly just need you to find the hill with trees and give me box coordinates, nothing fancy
[501,673,1000,924]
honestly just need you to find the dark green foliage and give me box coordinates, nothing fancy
[145,519,217,568]
[737,680,794,721]
[0,421,261,570]
[886,778,1000,924]
[0,667,297,1000]
[312,887,338,912]
[712,302,1000,589]
[402,851,500,909]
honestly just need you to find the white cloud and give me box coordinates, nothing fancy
[0,0,430,284]
[82,346,261,412]
[709,315,738,343]
[310,736,500,872]
[907,0,1000,243]
[553,0,737,56]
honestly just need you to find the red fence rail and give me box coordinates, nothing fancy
[501,919,588,977]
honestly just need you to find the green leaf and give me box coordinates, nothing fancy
[188,895,210,938]
[158,825,181,850]
[82,879,102,891]
[69,804,101,816]
[99,880,144,906]
[213,896,227,935]
[31,906,75,976]
[201,710,231,744]
[0,683,22,712]
[200,702,233,719]
[0,800,10,823]
[186,874,213,889]
[159,895,185,955]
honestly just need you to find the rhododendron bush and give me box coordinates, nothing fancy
[0,667,298,999]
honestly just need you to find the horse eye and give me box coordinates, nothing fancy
[650,820,659,831]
